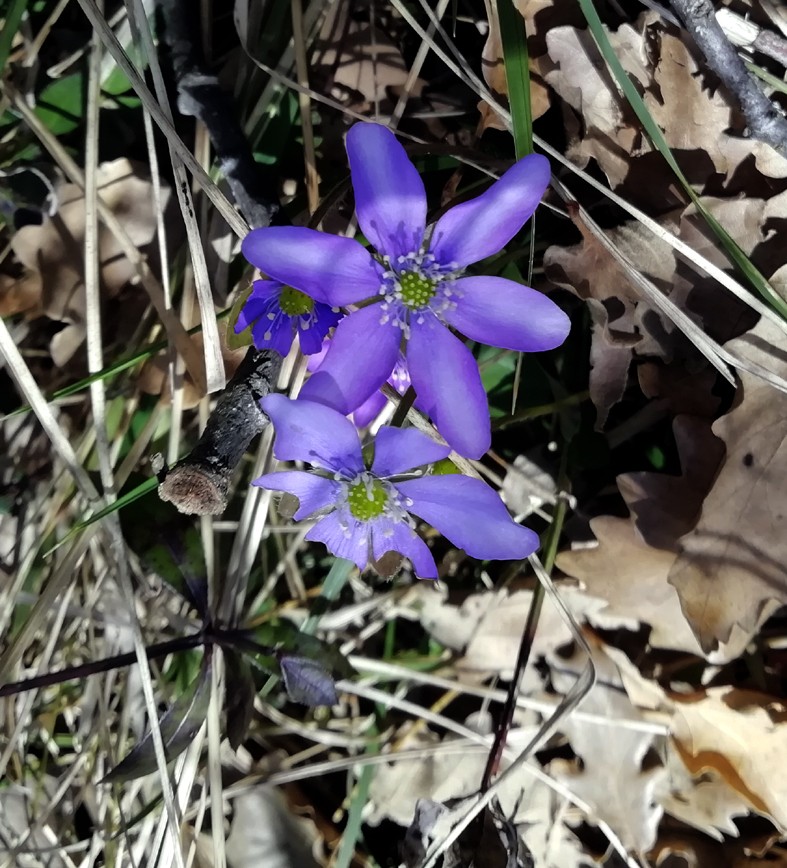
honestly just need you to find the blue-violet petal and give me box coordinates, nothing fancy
[397,475,539,560]
[299,304,401,416]
[346,123,427,260]
[407,316,490,459]
[429,153,550,268]
[242,226,381,306]
[445,275,570,352]
[261,394,364,477]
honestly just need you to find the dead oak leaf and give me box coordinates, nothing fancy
[669,318,787,652]
[643,30,734,176]
[9,158,168,366]
[671,687,787,831]
[544,217,677,427]
[617,415,725,552]
[549,640,666,855]
[479,0,551,133]
[557,516,702,655]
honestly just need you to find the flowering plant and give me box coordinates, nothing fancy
[242,123,570,458]
[308,340,413,428]
[234,278,342,356]
[254,395,539,578]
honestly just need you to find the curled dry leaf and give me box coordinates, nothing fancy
[671,687,787,832]
[549,641,666,855]
[7,158,170,365]
[670,317,787,652]
[544,216,678,427]
[478,0,551,134]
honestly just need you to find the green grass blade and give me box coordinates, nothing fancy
[497,0,533,157]
[577,0,787,322]
[5,308,232,420]
[0,0,26,74]
[44,477,159,557]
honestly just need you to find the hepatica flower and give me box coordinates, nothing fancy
[235,278,342,356]
[255,395,538,579]
[308,339,413,428]
[242,123,570,458]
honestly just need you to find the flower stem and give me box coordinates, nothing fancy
[479,451,569,790]
[389,385,418,429]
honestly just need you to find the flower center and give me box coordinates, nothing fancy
[279,286,314,316]
[398,270,436,310]
[346,476,389,521]
[376,252,463,337]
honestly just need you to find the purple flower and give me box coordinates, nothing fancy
[242,123,571,458]
[308,339,413,428]
[235,278,342,356]
[254,395,539,579]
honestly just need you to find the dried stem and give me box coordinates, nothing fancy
[670,0,787,158]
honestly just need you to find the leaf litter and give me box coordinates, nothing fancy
[5,1,787,866]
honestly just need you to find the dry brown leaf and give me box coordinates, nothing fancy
[658,743,752,841]
[671,687,787,831]
[553,641,760,844]
[638,362,721,420]
[549,640,666,854]
[557,516,702,655]
[643,31,733,176]
[413,584,633,685]
[0,270,41,317]
[138,323,247,410]
[617,416,724,551]
[478,0,550,133]
[643,27,787,182]
[541,27,642,187]
[9,158,169,365]
[674,194,787,345]
[669,317,787,652]
[544,217,678,426]
[367,724,590,868]
[313,15,421,116]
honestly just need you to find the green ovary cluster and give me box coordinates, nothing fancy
[347,478,390,521]
[398,270,436,310]
[279,286,315,316]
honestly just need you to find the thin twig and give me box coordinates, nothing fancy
[670,0,787,158]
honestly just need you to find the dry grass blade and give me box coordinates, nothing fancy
[2,80,208,391]
[291,0,319,214]
[84,0,115,494]
[125,0,226,394]
[75,0,248,239]
[0,316,99,504]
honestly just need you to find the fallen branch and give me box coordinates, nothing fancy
[156,348,282,514]
[670,0,787,159]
